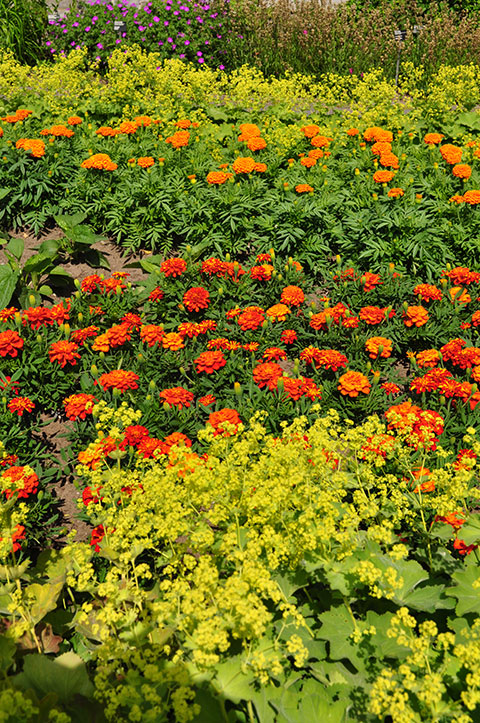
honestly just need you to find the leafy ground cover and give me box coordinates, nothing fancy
[2,49,480,723]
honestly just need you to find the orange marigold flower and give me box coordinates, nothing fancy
[2,465,38,498]
[247,136,267,151]
[314,349,348,371]
[67,115,82,125]
[160,257,187,276]
[450,286,471,304]
[71,326,99,345]
[91,332,110,353]
[238,123,261,139]
[253,362,283,390]
[414,283,442,302]
[63,393,97,420]
[388,187,404,198]
[118,120,138,134]
[263,346,287,362]
[364,127,393,143]
[232,156,256,174]
[237,306,265,331]
[98,370,139,392]
[362,272,382,291]
[165,130,190,148]
[176,119,192,129]
[8,397,35,416]
[403,305,429,327]
[198,394,216,406]
[359,306,387,325]
[445,266,480,285]
[280,285,305,306]
[183,286,210,312]
[194,350,227,374]
[160,386,194,410]
[308,149,324,160]
[149,287,164,302]
[162,332,184,351]
[81,153,117,171]
[365,336,392,359]
[15,138,45,158]
[311,135,332,148]
[440,144,462,164]
[463,190,480,205]
[453,163,471,179]
[300,156,317,168]
[281,329,297,344]
[208,408,242,436]
[137,156,154,168]
[250,264,273,281]
[381,382,400,395]
[135,115,153,127]
[295,184,314,193]
[424,132,444,145]
[95,126,119,137]
[48,340,81,368]
[412,466,434,493]
[266,303,291,322]
[338,371,371,397]
[301,124,320,138]
[347,128,359,136]
[416,349,441,368]
[207,171,232,184]
[371,141,392,156]
[0,330,23,357]
[48,124,74,138]
[373,170,395,183]
[379,152,399,169]
[449,194,464,204]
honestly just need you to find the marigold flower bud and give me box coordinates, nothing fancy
[91,364,98,377]
[163,402,171,411]
[28,294,36,306]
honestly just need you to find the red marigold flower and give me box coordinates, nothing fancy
[416,349,441,368]
[198,394,216,406]
[280,285,305,306]
[11,524,26,553]
[252,362,283,390]
[0,307,17,322]
[90,524,105,553]
[237,306,265,331]
[183,286,210,312]
[162,332,184,351]
[99,370,139,393]
[71,326,99,344]
[48,340,81,368]
[338,371,371,397]
[121,313,142,329]
[137,437,167,458]
[359,306,387,325]
[412,466,434,493]
[414,283,443,302]
[280,329,297,344]
[0,376,19,396]
[140,324,164,347]
[160,386,194,410]
[160,258,187,277]
[164,432,192,449]
[453,538,478,556]
[8,397,35,416]
[201,258,227,276]
[381,382,400,395]
[316,349,348,371]
[63,393,97,421]
[208,408,242,436]
[444,267,480,285]
[0,330,23,357]
[22,306,53,329]
[403,306,429,328]
[440,338,466,363]
[365,336,393,359]
[121,425,150,448]
[149,287,164,302]
[453,449,477,471]
[362,272,382,291]
[178,322,201,338]
[472,311,480,326]
[263,347,287,362]
[250,265,274,281]
[194,350,227,374]
[81,274,103,293]
[2,465,38,499]
[243,342,260,352]
[266,304,291,322]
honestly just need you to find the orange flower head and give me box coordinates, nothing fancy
[416,349,441,368]
[371,141,392,156]
[98,370,139,392]
[424,132,444,145]
[48,340,81,368]
[162,332,184,351]
[176,119,192,129]
[379,152,399,169]
[238,123,261,139]
[183,286,210,312]
[463,190,480,205]
[63,393,97,420]
[388,187,404,198]
[160,258,187,277]
[295,184,314,193]
[311,135,332,148]
[301,124,320,138]
[253,362,283,390]
[414,283,442,302]
[137,156,154,168]
[373,170,395,183]
[207,171,232,184]
[280,285,305,306]
[359,306,387,325]
[166,130,190,148]
[440,144,462,164]
[338,371,371,397]
[266,303,291,322]
[8,397,35,416]
[0,330,23,357]
[159,386,194,410]
[232,156,256,174]
[364,127,393,143]
[452,163,471,180]
[365,336,393,359]
[347,128,359,136]
[247,136,267,151]
[15,138,45,158]
[208,408,242,436]
[403,305,429,327]
[300,156,316,168]
[81,153,117,171]
[194,350,227,374]
[118,120,138,134]
[237,306,265,331]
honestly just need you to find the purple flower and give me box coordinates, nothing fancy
[184,40,190,45]
[197,50,202,55]
[153,15,159,21]
[164,20,169,25]
[72,21,79,26]
[219,64,224,70]
[92,15,98,21]
[97,42,103,48]
[197,57,204,63]
[167,36,173,42]
[85,25,91,31]
[179,53,185,58]
[196,16,203,22]
[46,40,52,46]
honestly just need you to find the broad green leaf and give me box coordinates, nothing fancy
[6,236,24,260]
[27,581,64,624]
[455,515,480,546]
[446,557,480,615]
[0,265,19,308]
[38,285,53,296]
[212,657,255,703]
[36,238,61,257]
[318,606,360,665]
[15,651,94,703]
[0,634,15,672]
[54,211,87,229]
[49,266,71,278]
[273,569,308,601]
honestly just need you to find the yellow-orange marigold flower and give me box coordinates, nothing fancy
[118,120,138,134]
[338,371,371,397]
[81,153,117,171]
[452,164,471,179]
[403,305,429,327]
[365,336,393,359]
[16,138,45,158]
[440,144,462,164]
[246,136,267,151]
[280,285,305,306]
[266,303,291,322]
[364,127,393,143]
[373,170,395,183]
[232,156,256,174]
[166,130,190,148]
[295,184,314,193]
[424,132,444,145]
[137,156,154,168]
[463,190,480,205]
[388,187,404,198]
[238,123,261,139]
[207,171,232,184]
[162,332,184,351]
[301,124,320,138]
[416,349,441,368]
[311,135,332,148]
[300,156,317,168]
